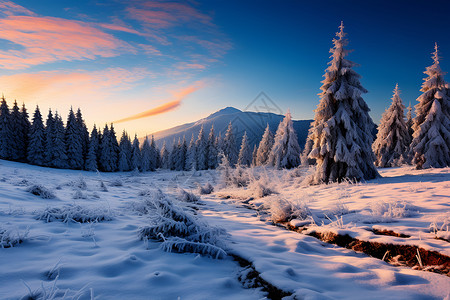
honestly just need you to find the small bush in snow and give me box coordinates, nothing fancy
[325,200,350,217]
[197,182,214,195]
[369,199,415,220]
[247,172,277,198]
[138,191,227,258]
[27,185,56,199]
[177,188,199,203]
[72,189,87,199]
[99,180,108,192]
[429,214,450,241]
[269,197,310,223]
[70,175,87,190]
[0,226,29,248]
[109,178,123,187]
[36,204,113,223]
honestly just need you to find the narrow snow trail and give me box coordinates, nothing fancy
[200,196,450,300]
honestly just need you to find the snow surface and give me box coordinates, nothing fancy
[0,159,449,299]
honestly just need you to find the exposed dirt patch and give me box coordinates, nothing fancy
[306,230,450,276]
[372,228,410,238]
[231,253,292,300]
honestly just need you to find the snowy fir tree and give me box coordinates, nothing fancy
[9,101,23,161]
[99,124,119,172]
[19,103,31,162]
[160,142,170,169]
[252,144,257,166]
[195,125,208,170]
[267,111,301,169]
[149,136,159,171]
[109,124,120,169]
[178,137,188,171]
[118,131,132,172]
[131,134,142,171]
[372,84,410,167]
[44,109,55,166]
[411,43,450,169]
[406,103,414,145]
[65,108,84,169]
[305,22,379,183]
[0,97,12,159]
[27,106,46,166]
[186,134,197,170]
[223,122,238,166]
[256,124,274,166]
[76,108,90,165]
[141,136,152,172]
[207,126,218,169]
[51,112,68,168]
[238,132,252,166]
[85,125,99,171]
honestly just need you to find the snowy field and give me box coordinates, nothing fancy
[0,159,449,299]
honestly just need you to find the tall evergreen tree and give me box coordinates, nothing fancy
[118,131,132,172]
[177,137,187,171]
[268,111,301,169]
[131,134,142,171]
[109,124,120,170]
[149,135,158,171]
[160,142,170,169]
[27,106,46,165]
[256,124,274,166]
[51,112,68,168]
[141,136,152,172]
[20,103,31,162]
[207,126,218,169]
[195,125,207,170]
[0,97,12,159]
[252,144,258,166]
[44,109,55,166]
[85,125,99,171]
[223,122,238,166]
[186,134,197,170]
[372,84,410,167]
[66,108,83,169]
[305,22,378,183]
[99,124,118,172]
[169,138,178,170]
[406,103,414,146]
[238,132,252,167]
[411,43,450,169]
[9,101,23,161]
[76,108,89,168]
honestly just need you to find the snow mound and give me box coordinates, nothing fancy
[0,225,29,248]
[197,182,214,195]
[36,204,113,223]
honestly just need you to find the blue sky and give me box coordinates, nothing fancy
[0,0,449,137]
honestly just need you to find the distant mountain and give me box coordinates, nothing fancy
[150,107,313,150]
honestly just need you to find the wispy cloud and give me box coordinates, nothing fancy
[0,15,134,69]
[0,1,35,17]
[114,81,205,123]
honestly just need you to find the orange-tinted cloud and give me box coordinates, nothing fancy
[0,15,134,69]
[0,1,35,17]
[114,82,204,123]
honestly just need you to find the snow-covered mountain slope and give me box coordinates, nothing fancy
[0,160,449,299]
[149,107,313,149]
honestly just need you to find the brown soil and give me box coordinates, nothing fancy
[372,228,411,238]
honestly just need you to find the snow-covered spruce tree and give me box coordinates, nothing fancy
[65,108,84,169]
[195,125,208,170]
[9,101,23,161]
[131,134,142,171]
[76,108,89,167]
[169,138,178,170]
[237,132,252,167]
[252,144,257,166]
[43,109,55,166]
[207,126,218,169]
[222,122,238,166]
[141,136,152,172]
[160,142,169,169]
[186,134,197,170]
[85,125,99,171]
[306,22,379,183]
[20,103,31,162]
[256,124,274,166]
[372,84,410,167]
[411,43,450,169]
[268,110,301,169]
[27,106,46,166]
[149,136,159,171]
[99,124,119,172]
[0,97,12,159]
[118,131,131,172]
[406,103,414,145]
[51,112,68,168]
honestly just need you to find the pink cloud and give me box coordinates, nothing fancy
[0,15,134,69]
[0,1,35,17]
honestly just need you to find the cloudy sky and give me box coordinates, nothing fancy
[0,0,449,137]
